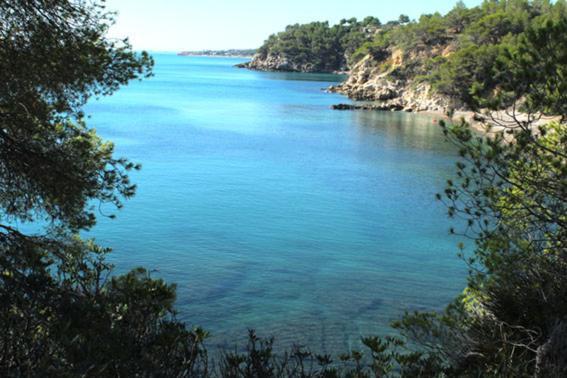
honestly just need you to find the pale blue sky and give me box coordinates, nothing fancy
[106,0,483,52]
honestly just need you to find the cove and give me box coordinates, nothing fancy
[86,54,467,353]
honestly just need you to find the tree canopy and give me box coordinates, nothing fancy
[256,18,381,72]
[386,14,567,376]
[0,1,211,375]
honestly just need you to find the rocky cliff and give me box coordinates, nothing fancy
[329,47,457,113]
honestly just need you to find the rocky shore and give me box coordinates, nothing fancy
[327,55,456,113]
[240,50,461,114]
[238,42,471,117]
[237,54,311,72]
[331,103,405,111]
[236,53,346,73]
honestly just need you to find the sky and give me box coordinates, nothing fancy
[105,0,484,52]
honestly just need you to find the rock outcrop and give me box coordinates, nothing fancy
[237,54,320,73]
[240,36,463,114]
[329,49,459,113]
[331,103,404,111]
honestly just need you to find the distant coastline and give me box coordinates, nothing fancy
[178,49,256,58]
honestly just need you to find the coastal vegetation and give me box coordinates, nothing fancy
[242,17,382,72]
[1,0,566,376]
[0,0,207,375]
[249,0,567,114]
[337,0,567,111]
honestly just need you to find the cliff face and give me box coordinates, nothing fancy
[243,46,458,113]
[329,47,457,113]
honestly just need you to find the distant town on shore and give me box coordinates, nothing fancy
[178,49,256,57]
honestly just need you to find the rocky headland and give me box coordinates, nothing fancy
[236,19,381,73]
[326,44,460,114]
[236,54,317,72]
[240,30,463,114]
[236,7,558,131]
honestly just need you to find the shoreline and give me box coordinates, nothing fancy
[330,102,510,134]
[238,64,554,136]
[330,102,484,131]
[330,102,561,137]
[236,62,348,75]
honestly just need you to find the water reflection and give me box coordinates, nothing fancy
[350,111,455,154]
[255,70,347,83]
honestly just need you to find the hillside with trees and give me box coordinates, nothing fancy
[240,17,382,73]
[335,0,567,112]
[247,1,567,114]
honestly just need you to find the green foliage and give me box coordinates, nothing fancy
[338,4,567,376]
[0,0,153,231]
[0,233,210,375]
[254,1,567,98]
[350,6,461,65]
[404,13,452,48]
[398,15,411,25]
[340,0,567,110]
[257,18,381,72]
[446,1,480,33]
[428,0,567,110]
[490,16,567,116]
[425,118,567,375]
[0,0,211,375]
[401,10,567,374]
[432,7,567,114]
[214,330,449,377]
[430,43,510,109]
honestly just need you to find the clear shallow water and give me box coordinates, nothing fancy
[86,54,466,353]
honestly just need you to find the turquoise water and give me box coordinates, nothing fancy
[86,54,466,353]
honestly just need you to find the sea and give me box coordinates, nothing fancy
[86,53,467,353]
